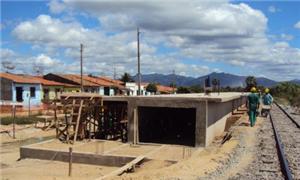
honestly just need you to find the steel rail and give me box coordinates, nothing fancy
[269,113,293,180]
[274,101,300,129]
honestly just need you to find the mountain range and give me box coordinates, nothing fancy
[134,72,299,87]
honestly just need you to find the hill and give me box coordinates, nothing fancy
[134,72,279,87]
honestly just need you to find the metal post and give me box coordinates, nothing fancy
[13,105,16,139]
[137,27,141,96]
[68,147,73,177]
[28,94,31,117]
[80,44,83,92]
[172,70,176,94]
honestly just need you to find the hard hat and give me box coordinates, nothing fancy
[265,88,270,93]
[250,87,256,92]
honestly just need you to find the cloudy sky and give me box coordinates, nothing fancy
[1,0,300,81]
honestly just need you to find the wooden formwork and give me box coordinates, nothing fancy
[54,93,128,144]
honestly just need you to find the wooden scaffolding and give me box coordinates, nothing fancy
[54,93,128,144]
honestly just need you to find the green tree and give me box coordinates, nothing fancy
[189,85,203,93]
[176,86,191,94]
[271,82,300,106]
[245,76,257,92]
[120,73,134,83]
[146,83,158,93]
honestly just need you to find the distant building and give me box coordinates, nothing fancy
[125,82,147,96]
[43,73,127,96]
[142,83,175,95]
[29,76,75,100]
[0,72,42,107]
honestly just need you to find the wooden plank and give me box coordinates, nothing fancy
[98,156,145,180]
[73,100,83,144]
[97,145,166,180]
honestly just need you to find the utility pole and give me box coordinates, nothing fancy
[172,70,176,94]
[80,44,83,92]
[137,27,141,96]
[113,65,116,80]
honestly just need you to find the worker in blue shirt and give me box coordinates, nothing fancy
[263,88,273,105]
[261,88,273,117]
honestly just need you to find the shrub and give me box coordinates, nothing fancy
[0,116,44,125]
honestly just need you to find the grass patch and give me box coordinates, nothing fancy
[0,116,44,125]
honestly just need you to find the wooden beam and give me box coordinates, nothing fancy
[73,100,83,144]
[97,145,166,180]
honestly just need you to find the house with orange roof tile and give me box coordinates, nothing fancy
[43,73,127,96]
[0,72,42,107]
[29,76,76,100]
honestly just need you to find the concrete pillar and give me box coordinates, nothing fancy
[195,101,207,147]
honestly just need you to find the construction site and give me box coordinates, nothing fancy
[1,1,300,179]
[1,91,253,179]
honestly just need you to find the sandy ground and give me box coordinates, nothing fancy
[0,112,261,180]
[0,125,118,180]
[115,114,262,179]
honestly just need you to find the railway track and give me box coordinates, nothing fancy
[271,102,300,180]
[231,102,300,179]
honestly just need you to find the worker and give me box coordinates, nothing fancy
[261,88,273,117]
[262,88,273,105]
[247,87,260,127]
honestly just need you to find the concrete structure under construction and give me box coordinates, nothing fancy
[103,92,246,147]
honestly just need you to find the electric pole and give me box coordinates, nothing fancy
[172,70,176,94]
[137,27,141,96]
[80,44,83,92]
[113,65,116,80]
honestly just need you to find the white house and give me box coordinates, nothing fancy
[125,82,150,96]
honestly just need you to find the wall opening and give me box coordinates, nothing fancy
[16,87,23,102]
[138,107,196,146]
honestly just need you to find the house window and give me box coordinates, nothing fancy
[30,87,36,98]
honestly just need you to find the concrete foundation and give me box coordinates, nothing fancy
[20,139,187,167]
[103,92,247,147]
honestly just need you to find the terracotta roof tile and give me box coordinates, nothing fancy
[0,72,40,84]
[30,76,75,87]
[142,82,175,93]
[57,74,100,87]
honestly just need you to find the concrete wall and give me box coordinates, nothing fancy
[206,96,246,145]
[126,98,207,147]
[12,83,42,107]
[125,82,147,96]
[103,94,246,147]
[0,78,12,101]
[42,86,64,100]
[64,87,81,93]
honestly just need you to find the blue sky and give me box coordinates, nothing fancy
[1,0,300,81]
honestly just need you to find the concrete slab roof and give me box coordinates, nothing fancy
[103,92,247,103]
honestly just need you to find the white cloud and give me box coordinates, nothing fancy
[48,0,66,14]
[268,5,280,13]
[1,48,65,74]
[280,33,293,41]
[295,21,300,29]
[9,1,300,80]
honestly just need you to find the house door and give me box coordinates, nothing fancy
[16,87,23,102]
[43,88,49,99]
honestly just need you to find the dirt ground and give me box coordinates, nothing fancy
[0,124,118,180]
[0,113,262,180]
[117,114,262,180]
